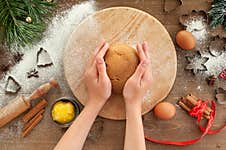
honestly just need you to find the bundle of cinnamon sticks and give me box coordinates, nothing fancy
[22,99,48,137]
[178,94,212,120]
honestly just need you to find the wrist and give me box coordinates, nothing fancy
[86,98,106,111]
[126,105,142,120]
[125,98,142,114]
[125,97,141,107]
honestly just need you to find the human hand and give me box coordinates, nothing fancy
[123,42,152,110]
[84,40,111,107]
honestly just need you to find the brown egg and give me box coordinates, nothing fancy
[154,102,176,120]
[176,30,196,50]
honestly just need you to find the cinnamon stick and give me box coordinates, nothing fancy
[185,95,210,116]
[189,94,212,113]
[22,114,43,137]
[23,109,45,132]
[178,100,210,119]
[187,94,212,115]
[181,97,194,109]
[178,101,191,112]
[22,99,47,122]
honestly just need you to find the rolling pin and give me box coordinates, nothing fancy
[0,78,58,128]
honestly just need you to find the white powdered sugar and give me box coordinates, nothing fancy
[185,16,226,76]
[203,52,226,76]
[185,18,208,48]
[0,120,23,139]
[186,19,206,31]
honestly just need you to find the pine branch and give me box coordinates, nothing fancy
[208,0,226,31]
[0,0,55,50]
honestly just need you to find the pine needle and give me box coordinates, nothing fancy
[208,0,226,31]
[0,0,55,51]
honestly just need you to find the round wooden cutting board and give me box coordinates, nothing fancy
[64,7,177,120]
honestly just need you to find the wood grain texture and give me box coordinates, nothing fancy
[2,0,226,150]
[64,7,177,120]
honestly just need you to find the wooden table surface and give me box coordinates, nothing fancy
[1,0,226,150]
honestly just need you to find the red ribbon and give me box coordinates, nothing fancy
[145,100,226,146]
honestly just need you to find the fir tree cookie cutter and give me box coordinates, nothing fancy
[185,52,209,74]
[4,75,21,93]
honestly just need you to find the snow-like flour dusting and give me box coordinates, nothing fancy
[185,17,208,50]
[203,52,226,76]
[0,0,96,137]
[185,17,226,76]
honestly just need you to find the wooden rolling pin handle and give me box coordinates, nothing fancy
[26,78,58,102]
[49,78,59,88]
[0,96,30,128]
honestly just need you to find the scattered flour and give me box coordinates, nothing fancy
[0,0,97,135]
[196,85,202,91]
[0,0,96,94]
[203,52,226,76]
[185,18,208,48]
[0,121,22,139]
[143,90,152,103]
[186,19,206,31]
[185,16,226,76]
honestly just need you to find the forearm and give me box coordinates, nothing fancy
[54,100,103,150]
[124,102,146,150]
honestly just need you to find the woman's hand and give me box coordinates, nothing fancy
[84,40,112,107]
[123,42,151,150]
[123,42,152,110]
[55,41,111,150]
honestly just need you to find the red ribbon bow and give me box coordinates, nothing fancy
[145,100,226,146]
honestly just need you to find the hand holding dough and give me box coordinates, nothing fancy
[84,41,112,106]
[123,42,153,106]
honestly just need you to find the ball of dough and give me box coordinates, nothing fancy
[105,44,139,94]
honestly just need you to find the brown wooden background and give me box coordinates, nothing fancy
[1,0,226,150]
